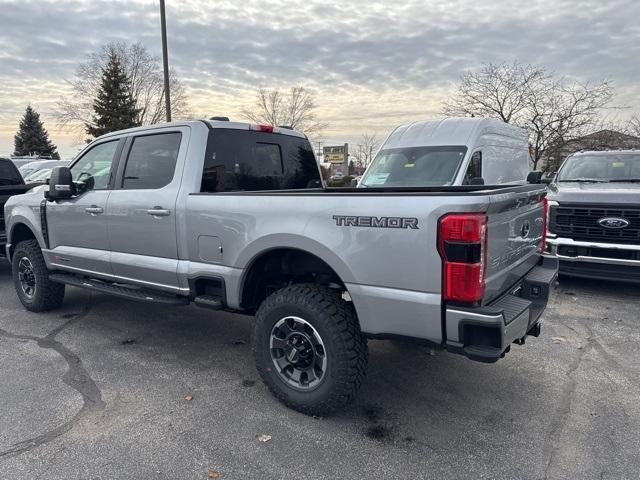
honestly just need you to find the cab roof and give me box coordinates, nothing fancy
[571,149,640,156]
[97,119,306,141]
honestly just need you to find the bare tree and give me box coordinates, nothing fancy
[443,62,614,170]
[352,133,380,169]
[242,86,326,136]
[527,79,614,169]
[443,62,549,123]
[629,115,640,137]
[57,41,190,137]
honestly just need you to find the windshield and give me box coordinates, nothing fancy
[360,146,467,188]
[19,166,36,177]
[25,168,52,182]
[558,154,640,182]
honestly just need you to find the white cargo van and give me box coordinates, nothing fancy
[359,117,530,187]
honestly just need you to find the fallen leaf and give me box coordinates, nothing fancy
[551,336,566,344]
[256,434,272,443]
[208,470,220,479]
[184,395,194,401]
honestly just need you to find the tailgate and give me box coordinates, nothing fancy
[483,187,547,305]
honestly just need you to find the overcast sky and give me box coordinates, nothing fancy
[0,0,639,158]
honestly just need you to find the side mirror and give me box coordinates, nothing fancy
[541,177,553,185]
[469,177,485,185]
[46,166,74,200]
[527,171,543,184]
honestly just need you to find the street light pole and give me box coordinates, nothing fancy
[159,0,172,122]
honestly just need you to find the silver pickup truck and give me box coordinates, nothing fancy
[546,150,640,281]
[4,120,557,414]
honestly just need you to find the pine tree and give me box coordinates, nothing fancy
[13,106,60,159]
[85,52,141,139]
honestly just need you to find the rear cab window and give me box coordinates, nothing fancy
[200,129,320,192]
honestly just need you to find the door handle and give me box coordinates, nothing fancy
[147,207,171,217]
[85,206,103,215]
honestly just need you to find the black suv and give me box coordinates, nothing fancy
[1,158,35,257]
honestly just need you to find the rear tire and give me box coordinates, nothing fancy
[12,240,65,312]
[254,283,368,415]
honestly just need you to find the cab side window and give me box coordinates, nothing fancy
[70,140,119,191]
[464,151,482,184]
[122,132,182,190]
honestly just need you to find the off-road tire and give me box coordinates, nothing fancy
[12,240,65,312]
[254,283,368,415]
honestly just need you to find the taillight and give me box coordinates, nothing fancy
[540,196,548,253]
[437,213,487,304]
[254,124,274,133]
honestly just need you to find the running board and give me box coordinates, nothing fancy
[193,295,223,310]
[48,273,189,306]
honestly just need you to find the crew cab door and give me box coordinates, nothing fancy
[106,128,187,291]
[46,139,123,275]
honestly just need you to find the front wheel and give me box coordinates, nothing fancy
[12,240,65,312]
[254,284,368,415]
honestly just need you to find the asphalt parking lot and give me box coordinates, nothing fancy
[1,261,639,480]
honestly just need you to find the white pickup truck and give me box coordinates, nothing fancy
[4,119,557,414]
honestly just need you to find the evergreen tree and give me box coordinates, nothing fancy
[13,106,60,159]
[85,52,141,139]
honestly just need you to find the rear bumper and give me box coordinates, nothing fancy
[546,236,640,282]
[444,256,558,363]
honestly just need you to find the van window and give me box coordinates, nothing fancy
[481,144,529,184]
[201,129,320,192]
[122,132,181,190]
[360,146,467,187]
[464,151,482,184]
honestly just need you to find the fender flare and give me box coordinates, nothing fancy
[236,233,357,300]
[6,209,46,253]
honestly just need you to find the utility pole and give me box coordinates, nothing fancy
[159,0,172,122]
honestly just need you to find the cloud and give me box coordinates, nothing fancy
[0,0,639,157]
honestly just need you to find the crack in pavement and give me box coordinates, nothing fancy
[0,295,105,459]
[541,322,595,480]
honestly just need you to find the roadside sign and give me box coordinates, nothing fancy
[323,145,345,164]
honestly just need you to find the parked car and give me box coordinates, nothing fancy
[23,168,54,183]
[0,158,37,257]
[10,155,54,170]
[546,149,640,281]
[359,117,530,188]
[19,160,66,180]
[4,120,557,414]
